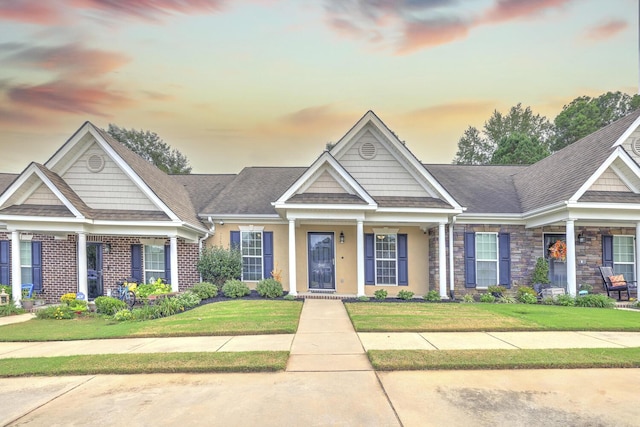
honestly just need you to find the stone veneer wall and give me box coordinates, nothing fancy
[0,233,200,302]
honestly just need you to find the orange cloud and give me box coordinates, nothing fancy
[397,18,471,54]
[481,0,572,24]
[584,19,628,43]
[71,0,227,22]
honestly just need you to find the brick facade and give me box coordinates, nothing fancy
[0,233,200,302]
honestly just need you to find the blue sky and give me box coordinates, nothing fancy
[0,0,637,173]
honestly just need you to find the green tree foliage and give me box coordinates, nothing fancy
[453,104,553,165]
[107,124,192,174]
[197,246,242,286]
[491,133,550,165]
[552,91,640,151]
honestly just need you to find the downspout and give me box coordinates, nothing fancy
[198,217,216,282]
[449,216,456,299]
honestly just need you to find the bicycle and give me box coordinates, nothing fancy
[116,281,136,309]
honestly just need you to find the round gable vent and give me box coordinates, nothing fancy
[86,154,105,173]
[632,138,640,156]
[359,141,377,160]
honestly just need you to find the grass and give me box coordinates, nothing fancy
[345,302,640,332]
[369,348,640,371]
[0,300,303,341]
[0,351,288,377]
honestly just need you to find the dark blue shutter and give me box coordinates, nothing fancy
[131,244,142,282]
[230,231,240,250]
[365,233,375,285]
[164,244,171,284]
[0,240,9,285]
[31,241,42,291]
[398,234,408,286]
[464,232,476,288]
[263,232,273,279]
[602,235,614,268]
[498,233,511,288]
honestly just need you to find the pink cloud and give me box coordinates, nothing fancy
[3,43,130,77]
[71,0,227,22]
[8,80,133,116]
[481,0,572,24]
[584,19,628,43]
[397,18,471,54]
[0,0,64,24]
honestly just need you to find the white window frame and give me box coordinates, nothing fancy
[143,244,165,284]
[20,241,33,285]
[613,235,635,281]
[475,232,499,288]
[374,233,398,286]
[240,230,263,282]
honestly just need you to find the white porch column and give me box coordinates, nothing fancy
[636,223,640,298]
[170,236,179,292]
[438,222,447,298]
[356,220,365,297]
[77,232,88,301]
[288,219,297,296]
[11,231,21,305]
[565,220,577,296]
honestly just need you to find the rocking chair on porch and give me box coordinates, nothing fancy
[598,266,635,301]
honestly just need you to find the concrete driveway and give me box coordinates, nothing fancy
[2,369,640,426]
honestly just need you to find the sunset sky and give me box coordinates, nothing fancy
[0,0,637,174]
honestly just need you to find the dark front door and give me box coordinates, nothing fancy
[87,242,103,299]
[308,233,335,290]
[544,234,567,287]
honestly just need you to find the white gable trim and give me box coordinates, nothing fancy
[609,163,640,193]
[571,147,640,202]
[330,111,462,210]
[298,165,354,195]
[612,115,640,147]
[45,123,180,222]
[0,163,83,218]
[274,152,377,208]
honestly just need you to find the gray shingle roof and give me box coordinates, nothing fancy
[375,196,453,209]
[34,163,93,217]
[0,174,17,194]
[425,165,526,213]
[0,205,74,217]
[512,109,640,213]
[202,167,306,215]
[288,193,367,204]
[171,174,235,212]
[579,191,640,203]
[93,125,205,230]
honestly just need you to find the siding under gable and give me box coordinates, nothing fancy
[62,141,159,211]
[336,129,433,198]
[304,170,348,194]
[23,183,64,205]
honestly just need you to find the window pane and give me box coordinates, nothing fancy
[21,267,33,284]
[20,242,31,266]
[476,233,497,260]
[375,234,397,285]
[144,245,165,282]
[614,264,634,281]
[477,261,497,287]
[241,231,263,281]
[376,260,396,285]
[614,236,634,262]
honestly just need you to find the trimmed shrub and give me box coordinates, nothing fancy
[424,290,440,302]
[498,295,517,304]
[189,282,218,300]
[222,280,250,298]
[575,294,616,308]
[479,293,496,303]
[461,294,475,303]
[94,296,127,315]
[175,291,201,309]
[397,290,414,300]
[519,293,538,304]
[198,246,242,286]
[487,285,506,297]
[357,295,370,302]
[36,305,75,320]
[256,278,283,298]
[283,294,296,301]
[132,304,161,321]
[374,289,388,300]
[555,294,576,306]
[114,309,134,321]
[136,279,171,298]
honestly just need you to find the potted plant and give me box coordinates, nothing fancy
[487,285,506,298]
[531,257,550,293]
[21,296,34,310]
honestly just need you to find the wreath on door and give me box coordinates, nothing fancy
[548,240,567,262]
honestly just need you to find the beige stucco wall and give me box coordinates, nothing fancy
[205,222,430,296]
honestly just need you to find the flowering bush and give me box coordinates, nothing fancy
[60,293,77,305]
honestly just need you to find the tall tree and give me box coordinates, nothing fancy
[107,124,192,174]
[453,103,553,165]
[552,91,640,151]
[491,133,550,165]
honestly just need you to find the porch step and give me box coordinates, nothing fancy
[298,293,356,300]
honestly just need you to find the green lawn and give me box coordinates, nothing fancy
[0,351,288,377]
[345,302,640,332]
[0,300,303,341]
[369,348,640,371]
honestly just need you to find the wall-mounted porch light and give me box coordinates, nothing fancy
[577,233,586,244]
[104,243,111,254]
[339,231,345,244]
